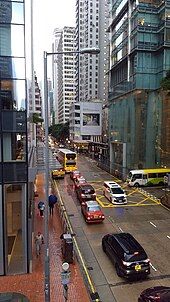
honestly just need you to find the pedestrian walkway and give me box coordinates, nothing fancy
[0,173,90,302]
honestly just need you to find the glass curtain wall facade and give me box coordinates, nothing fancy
[108,0,170,178]
[0,0,28,275]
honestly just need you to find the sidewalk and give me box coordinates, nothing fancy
[0,173,90,302]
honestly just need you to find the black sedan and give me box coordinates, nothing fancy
[138,286,170,302]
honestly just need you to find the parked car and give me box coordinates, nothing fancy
[81,200,105,223]
[103,181,127,204]
[138,286,170,302]
[76,183,96,203]
[102,232,150,279]
[74,176,87,189]
[70,170,81,181]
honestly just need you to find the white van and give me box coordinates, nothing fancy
[103,181,127,204]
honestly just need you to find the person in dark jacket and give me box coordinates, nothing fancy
[48,194,58,215]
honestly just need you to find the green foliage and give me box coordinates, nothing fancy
[33,113,44,124]
[160,70,170,91]
[28,112,44,124]
[49,121,69,142]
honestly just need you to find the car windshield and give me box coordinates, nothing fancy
[125,252,147,262]
[82,188,94,193]
[111,187,124,194]
[88,206,100,212]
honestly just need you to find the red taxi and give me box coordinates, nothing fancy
[81,200,105,223]
[74,176,87,188]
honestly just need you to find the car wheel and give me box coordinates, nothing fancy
[103,191,105,197]
[115,263,122,277]
[159,181,164,186]
[134,183,139,187]
[102,242,106,253]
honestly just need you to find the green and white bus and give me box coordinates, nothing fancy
[127,168,170,187]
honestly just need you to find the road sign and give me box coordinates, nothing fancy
[61,271,71,285]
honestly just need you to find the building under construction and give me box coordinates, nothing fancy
[108,0,170,178]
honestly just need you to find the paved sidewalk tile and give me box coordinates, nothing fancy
[0,173,90,302]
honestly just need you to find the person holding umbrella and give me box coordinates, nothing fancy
[48,194,58,215]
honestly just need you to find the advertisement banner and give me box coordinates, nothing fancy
[83,113,100,126]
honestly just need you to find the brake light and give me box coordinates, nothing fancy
[81,194,85,197]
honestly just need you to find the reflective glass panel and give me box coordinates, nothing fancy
[4,183,27,274]
[3,163,27,182]
[3,133,26,161]
[0,57,25,79]
[0,1,24,24]
[2,111,26,132]
[0,185,4,275]
[0,136,1,161]
[0,79,26,110]
[0,24,24,57]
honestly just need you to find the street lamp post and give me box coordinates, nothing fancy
[43,47,100,302]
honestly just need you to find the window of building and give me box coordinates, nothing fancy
[75,112,80,117]
[82,135,91,140]
[4,183,27,274]
[0,25,24,57]
[3,133,26,162]
[0,80,26,111]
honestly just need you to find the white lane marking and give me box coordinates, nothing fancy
[118,227,123,232]
[150,262,157,272]
[149,221,157,228]
[167,235,170,239]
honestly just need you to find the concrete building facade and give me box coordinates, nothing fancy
[75,0,109,106]
[53,27,76,124]
[69,101,102,145]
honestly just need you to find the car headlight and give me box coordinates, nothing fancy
[122,260,131,266]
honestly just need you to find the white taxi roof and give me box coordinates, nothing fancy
[104,181,120,188]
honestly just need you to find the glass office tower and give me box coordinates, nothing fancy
[0,0,28,275]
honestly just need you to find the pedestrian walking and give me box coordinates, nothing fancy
[48,194,58,215]
[35,231,44,257]
[38,201,45,217]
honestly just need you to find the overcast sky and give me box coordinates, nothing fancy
[28,0,76,80]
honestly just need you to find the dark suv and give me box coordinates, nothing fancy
[102,233,150,279]
[76,184,96,203]
[138,286,170,302]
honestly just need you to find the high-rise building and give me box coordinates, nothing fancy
[108,0,170,177]
[52,26,76,124]
[52,28,62,124]
[0,0,33,275]
[29,73,43,117]
[75,0,109,104]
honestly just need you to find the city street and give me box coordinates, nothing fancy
[53,153,170,302]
